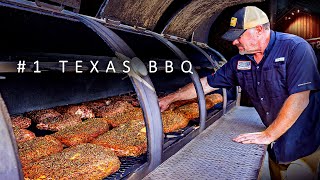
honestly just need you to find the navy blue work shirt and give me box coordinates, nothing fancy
[207,30,320,163]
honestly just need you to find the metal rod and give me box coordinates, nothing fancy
[186,41,222,131]
[205,46,228,63]
[187,42,220,72]
[222,88,227,114]
[236,86,241,106]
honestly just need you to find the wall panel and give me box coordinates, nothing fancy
[282,13,320,39]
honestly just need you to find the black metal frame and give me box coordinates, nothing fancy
[0,95,23,180]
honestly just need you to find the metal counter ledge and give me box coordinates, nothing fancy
[144,106,267,180]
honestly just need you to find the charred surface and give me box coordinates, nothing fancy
[163,0,263,38]
[100,0,174,30]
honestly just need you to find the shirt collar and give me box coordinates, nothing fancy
[264,30,276,58]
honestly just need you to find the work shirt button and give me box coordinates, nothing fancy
[260,97,264,101]
[266,112,270,115]
[258,82,260,85]
[257,66,260,69]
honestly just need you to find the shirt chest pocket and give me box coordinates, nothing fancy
[236,71,256,98]
[262,63,288,98]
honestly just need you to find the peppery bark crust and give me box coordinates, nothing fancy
[23,143,121,180]
[36,114,82,132]
[13,128,36,143]
[25,109,62,124]
[92,120,147,157]
[161,110,190,133]
[10,116,32,129]
[52,118,109,147]
[18,135,63,167]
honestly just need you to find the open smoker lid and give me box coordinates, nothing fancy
[0,2,164,179]
[98,0,263,38]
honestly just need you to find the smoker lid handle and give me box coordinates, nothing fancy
[131,57,148,77]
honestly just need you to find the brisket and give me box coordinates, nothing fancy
[161,110,190,133]
[13,128,36,143]
[174,102,200,120]
[109,95,139,107]
[205,94,223,109]
[26,109,62,124]
[23,143,120,180]
[18,135,63,167]
[52,118,109,147]
[10,116,32,129]
[173,93,223,120]
[92,120,147,157]
[104,107,144,127]
[168,99,197,110]
[55,104,95,119]
[169,93,223,111]
[95,100,136,118]
[36,114,82,132]
[83,99,111,114]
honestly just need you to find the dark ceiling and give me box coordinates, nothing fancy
[293,0,320,14]
[277,0,320,17]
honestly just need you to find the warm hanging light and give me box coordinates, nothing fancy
[291,12,295,15]
[297,9,300,13]
[288,17,291,20]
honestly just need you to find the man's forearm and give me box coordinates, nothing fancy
[167,77,218,102]
[265,90,310,141]
[233,90,310,144]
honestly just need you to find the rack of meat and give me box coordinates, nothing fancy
[8,93,223,179]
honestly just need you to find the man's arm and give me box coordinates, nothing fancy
[233,90,310,144]
[159,77,218,111]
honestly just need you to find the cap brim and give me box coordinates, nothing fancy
[222,29,246,41]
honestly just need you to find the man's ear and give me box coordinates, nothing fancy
[255,25,263,35]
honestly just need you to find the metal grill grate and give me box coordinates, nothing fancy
[144,106,267,180]
[104,155,147,179]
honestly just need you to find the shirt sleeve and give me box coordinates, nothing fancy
[287,42,320,95]
[206,58,238,89]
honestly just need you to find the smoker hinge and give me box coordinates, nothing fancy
[105,18,121,26]
[192,41,209,49]
[161,34,187,43]
[133,25,147,32]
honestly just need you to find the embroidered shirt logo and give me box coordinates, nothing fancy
[237,61,251,70]
[275,57,285,62]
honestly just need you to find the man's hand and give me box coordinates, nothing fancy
[233,131,274,145]
[159,96,173,112]
[233,91,310,145]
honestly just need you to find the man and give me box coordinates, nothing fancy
[159,6,320,179]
